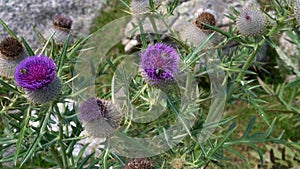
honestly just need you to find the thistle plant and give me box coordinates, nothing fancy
[14,55,61,104]
[193,9,217,31]
[77,97,122,138]
[46,14,73,44]
[236,7,267,36]
[140,43,179,88]
[130,0,162,14]
[0,37,28,78]
[0,0,299,168]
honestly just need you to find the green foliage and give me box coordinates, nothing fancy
[0,0,300,168]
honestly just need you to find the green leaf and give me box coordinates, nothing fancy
[21,37,35,56]
[57,35,70,76]
[13,106,31,165]
[265,117,277,138]
[241,116,256,139]
[207,123,236,158]
[20,105,51,167]
[0,18,17,38]
[249,144,264,167]
[167,0,178,14]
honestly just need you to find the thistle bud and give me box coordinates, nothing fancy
[236,8,267,36]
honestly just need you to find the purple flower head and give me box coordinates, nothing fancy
[77,98,123,138]
[78,98,107,122]
[140,43,180,87]
[14,55,56,90]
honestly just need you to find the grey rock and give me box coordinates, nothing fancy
[0,0,106,50]
[122,0,260,52]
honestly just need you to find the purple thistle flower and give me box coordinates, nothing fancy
[140,43,180,88]
[14,55,56,90]
[78,98,106,122]
[77,98,122,138]
[14,55,61,104]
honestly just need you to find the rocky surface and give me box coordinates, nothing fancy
[0,0,107,49]
[123,0,261,52]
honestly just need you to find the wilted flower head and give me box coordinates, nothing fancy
[140,43,179,88]
[193,9,217,30]
[0,37,28,78]
[123,158,154,169]
[52,14,73,31]
[236,8,267,36]
[47,14,73,44]
[170,158,184,169]
[14,55,61,104]
[130,0,162,14]
[294,0,300,25]
[78,98,122,138]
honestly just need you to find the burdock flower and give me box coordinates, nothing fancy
[123,158,154,169]
[140,43,180,88]
[77,98,122,138]
[236,8,267,36]
[47,14,73,44]
[14,55,61,104]
[294,0,300,25]
[0,37,28,78]
[130,0,162,14]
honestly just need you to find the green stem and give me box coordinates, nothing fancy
[50,146,64,169]
[57,108,69,169]
[226,38,266,101]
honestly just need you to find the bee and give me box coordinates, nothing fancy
[20,69,27,74]
[155,68,163,76]
[161,53,168,58]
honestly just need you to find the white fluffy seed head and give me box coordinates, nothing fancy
[294,0,300,25]
[130,0,162,14]
[236,8,267,36]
